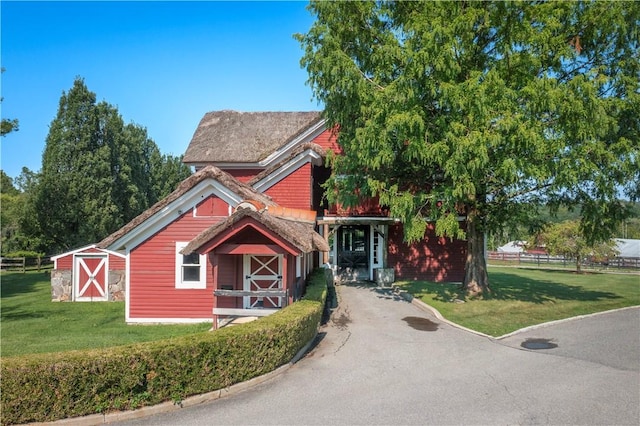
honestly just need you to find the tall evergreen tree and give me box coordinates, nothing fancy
[0,171,19,195]
[297,1,640,295]
[35,78,191,253]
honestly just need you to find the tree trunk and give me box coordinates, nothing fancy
[462,215,490,297]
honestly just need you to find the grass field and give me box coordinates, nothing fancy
[2,267,638,356]
[396,266,640,337]
[0,271,210,357]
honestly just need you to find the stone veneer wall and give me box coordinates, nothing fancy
[51,270,126,302]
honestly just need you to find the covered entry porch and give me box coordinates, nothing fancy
[181,206,329,328]
[317,217,398,284]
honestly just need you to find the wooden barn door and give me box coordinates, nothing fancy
[243,254,283,309]
[74,254,108,301]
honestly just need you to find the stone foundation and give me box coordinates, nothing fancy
[51,269,126,302]
[108,270,126,301]
[51,270,72,302]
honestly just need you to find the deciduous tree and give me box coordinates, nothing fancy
[297,1,639,295]
[1,68,19,137]
[536,220,618,273]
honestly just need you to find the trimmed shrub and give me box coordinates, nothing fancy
[0,269,328,425]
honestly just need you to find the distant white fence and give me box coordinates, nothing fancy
[487,251,640,270]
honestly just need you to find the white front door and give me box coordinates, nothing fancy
[243,254,283,308]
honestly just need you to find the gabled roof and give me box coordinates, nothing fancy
[51,244,126,261]
[183,110,323,165]
[248,142,326,188]
[182,208,329,255]
[97,165,274,250]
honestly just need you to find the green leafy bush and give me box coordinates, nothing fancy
[2,250,44,259]
[0,269,328,425]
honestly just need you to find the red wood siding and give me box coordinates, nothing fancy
[312,128,341,154]
[195,195,229,217]
[265,162,312,210]
[387,223,466,283]
[226,169,262,183]
[109,255,126,270]
[128,210,222,320]
[326,196,387,217]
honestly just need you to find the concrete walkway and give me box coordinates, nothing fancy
[116,283,639,425]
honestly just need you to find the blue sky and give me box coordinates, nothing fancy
[1,1,319,181]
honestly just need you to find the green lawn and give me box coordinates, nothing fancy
[396,266,640,337]
[0,271,210,357]
[3,268,639,356]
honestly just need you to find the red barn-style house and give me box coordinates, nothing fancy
[52,111,466,325]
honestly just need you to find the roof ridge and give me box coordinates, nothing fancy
[97,165,273,249]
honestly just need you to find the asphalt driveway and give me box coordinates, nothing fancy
[117,283,640,425]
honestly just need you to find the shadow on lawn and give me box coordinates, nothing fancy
[402,270,622,305]
[1,305,45,321]
[0,271,47,298]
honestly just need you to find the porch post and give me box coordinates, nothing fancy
[211,251,219,330]
[322,223,329,264]
[382,225,388,268]
[282,255,290,306]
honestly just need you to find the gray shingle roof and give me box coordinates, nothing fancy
[183,110,323,164]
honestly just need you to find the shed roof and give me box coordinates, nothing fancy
[97,165,274,249]
[615,239,640,258]
[183,110,323,164]
[182,208,329,255]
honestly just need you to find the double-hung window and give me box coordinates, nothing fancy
[175,242,207,289]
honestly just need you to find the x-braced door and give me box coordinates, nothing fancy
[243,254,283,309]
[74,254,108,301]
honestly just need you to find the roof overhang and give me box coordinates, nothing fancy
[253,148,324,192]
[51,244,127,261]
[259,118,327,167]
[317,216,401,225]
[103,179,244,252]
[187,216,303,257]
[317,216,467,225]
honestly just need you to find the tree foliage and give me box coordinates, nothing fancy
[0,170,19,195]
[297,1,640,295]
[535,220,618,273]
[0,168,43,253]
[32,78,191,253]
[1,68,19,137]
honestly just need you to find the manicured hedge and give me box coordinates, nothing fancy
[0,269,328,425]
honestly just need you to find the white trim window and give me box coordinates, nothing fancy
[175,242,207,289]
[296,255,302,278]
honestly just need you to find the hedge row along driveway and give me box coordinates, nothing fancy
[0,270,328,425]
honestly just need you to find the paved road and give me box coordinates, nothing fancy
[118,283,640,425]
